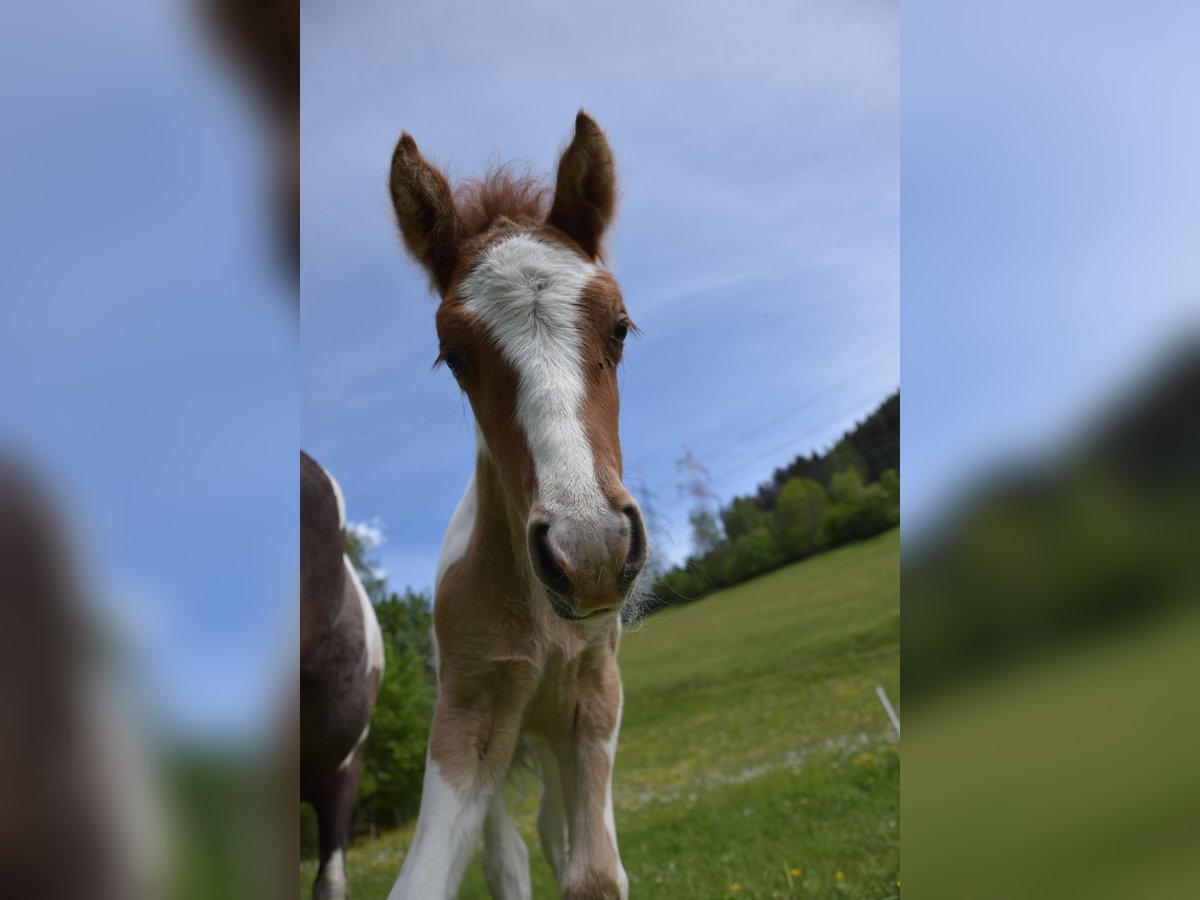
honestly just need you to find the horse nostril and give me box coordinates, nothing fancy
[530,522,573,597]
[620,505,648,588]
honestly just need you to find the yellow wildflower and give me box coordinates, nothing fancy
[790,867,801,876]
[729,884,742,893]
[836,870,845,881]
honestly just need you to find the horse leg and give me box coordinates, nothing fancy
[559,683,627,900]
[533,740,569,889]
[311,750,362,900]
[388,677,529,900]
[481,787,531,900]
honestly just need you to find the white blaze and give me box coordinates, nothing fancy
[460,234,608,528]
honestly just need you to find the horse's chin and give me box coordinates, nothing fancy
[543,588,622,623]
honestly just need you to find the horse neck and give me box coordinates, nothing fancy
[468,448,535,602]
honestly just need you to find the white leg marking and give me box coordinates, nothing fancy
[313,848,347,900]
[387,757,489,900]
[337,723,370,772]
[532,739,569,889]
[605,688,628,899]
[86,664,169,900]
[345,555,385,677]
[460,235,612,528]
[482,790,531,900]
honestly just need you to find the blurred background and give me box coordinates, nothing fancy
[4,0,1197,898]
[1,0,296,897]
[301,1,899,898]
[903,1,1200,898]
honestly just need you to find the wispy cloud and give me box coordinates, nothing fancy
[346,517,385,553]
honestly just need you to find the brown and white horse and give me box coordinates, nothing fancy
[385,113,648,900]
[300,451,385,900]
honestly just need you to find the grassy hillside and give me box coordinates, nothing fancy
[302,528,900,899]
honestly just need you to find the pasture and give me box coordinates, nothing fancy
[301,528,900,899]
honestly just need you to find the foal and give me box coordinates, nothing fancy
[386,113,647,900]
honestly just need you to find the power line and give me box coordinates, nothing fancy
[632,354,899,551]
[651,425,900,568]
[710,406,898,490]
[708,387,898,486]
[700,349,898,463]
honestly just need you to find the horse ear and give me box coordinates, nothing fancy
[389,133,462,293]
[547,111,617,260]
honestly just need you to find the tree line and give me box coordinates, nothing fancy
[649,391,899,610]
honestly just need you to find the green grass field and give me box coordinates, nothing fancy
[302,528,899,899]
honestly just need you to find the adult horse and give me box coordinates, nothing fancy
[385,112,647,900]
[300,451,385,900]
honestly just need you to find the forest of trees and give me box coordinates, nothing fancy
[649,391,899,609]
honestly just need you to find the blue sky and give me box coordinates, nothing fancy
[301,0,900,594]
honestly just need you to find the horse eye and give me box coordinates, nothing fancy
[611,322,628,345]
[441,350,466,377]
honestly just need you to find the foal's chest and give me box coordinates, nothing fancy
[520,627,621,745]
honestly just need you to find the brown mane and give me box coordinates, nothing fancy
[454,164,552,238]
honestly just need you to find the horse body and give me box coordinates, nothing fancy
[300,451,384,900]
[386,114,646,900]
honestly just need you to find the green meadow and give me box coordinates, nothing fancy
[302,528,900,899]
